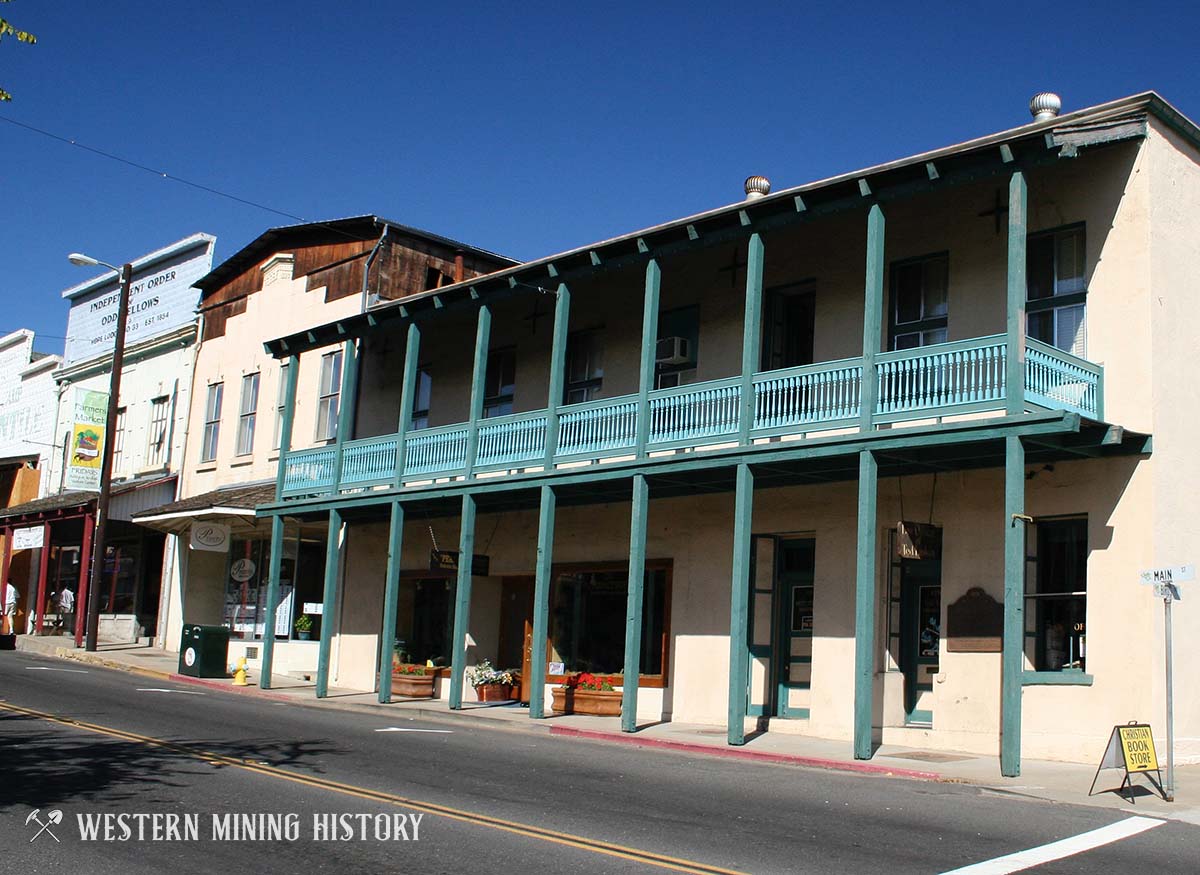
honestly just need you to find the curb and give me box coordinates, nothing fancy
[548,726,943,781]
[165,673,302,703]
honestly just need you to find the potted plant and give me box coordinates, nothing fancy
[468,659,516,702]
[391,661,435,698]
[294,614,313,641]
[551,672,622,716]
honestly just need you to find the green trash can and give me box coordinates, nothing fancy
[178,624,231,678]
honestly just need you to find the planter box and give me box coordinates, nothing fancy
[474,683,514,702]
[551,687,622,716]
[391,672,435,698]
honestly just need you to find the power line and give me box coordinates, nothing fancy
[0,114,311,223]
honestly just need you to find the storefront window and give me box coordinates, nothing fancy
[221,535,325,640]
[1025,517,1087,672]
[393,577,454,666]
[549,566,669,678]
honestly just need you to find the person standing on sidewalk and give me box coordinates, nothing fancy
[2,580,18,636]
[56,586,75,636]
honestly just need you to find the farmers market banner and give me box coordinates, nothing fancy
[65,388,108,490]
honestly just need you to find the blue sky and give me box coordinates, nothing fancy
[2,1,1198,355]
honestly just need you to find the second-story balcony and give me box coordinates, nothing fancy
[279,334,1102,499]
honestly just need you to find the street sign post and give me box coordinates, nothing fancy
[1140,563,1190,802]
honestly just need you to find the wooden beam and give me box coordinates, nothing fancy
[853,450,878,759]
[793,194,807,212]
[1001,435,1025,776]
[547,262,559,278]
[448,493,476,709]
[463,305,492,477]
[1006,172,1027,415]
[622,474,649,732]
[315,507,342,698]
[589,250,602,266]
[636,237,650,254]
[686,224,700,241]
[634,260,661,457]
[1000,143,1015,164]
[726,463,754,745]
[860,205,885,431]
[925,162,939,180]
[738,210,752,227]
[739,233,765,444]
[469,286,480,300]
[544,284,571,464]
[377,501,405,703]
[858,178,872,197]
[392,324,421,488]
[274,355,300,499]
[528,485,556,719]
[259,515,287,691]
[328,340,358,492]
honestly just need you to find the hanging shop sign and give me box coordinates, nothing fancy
[190,522,231,552]
[429,550,490,576]
[1089,722,1165,800]
[229,558,257,583]
[11,526,44,551]
[895,521,942,561]
[64,388,108,491]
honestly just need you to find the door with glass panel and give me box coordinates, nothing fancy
[747,536,816,720]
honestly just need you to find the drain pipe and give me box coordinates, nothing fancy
[359,224,391,314]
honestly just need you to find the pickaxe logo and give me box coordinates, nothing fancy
[25,808,63,843]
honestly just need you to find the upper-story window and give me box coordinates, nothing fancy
[890,254,948,350]
[112,407,127,475]
[273,362,289,450]
[146,396,170,467]
[412,367,432,430]
[656,305,699,389]
[236,373,260,456]
[316,351,343,441]
[1027,225,1086,357]
[201,383,222,463]
[483,349,515,418]
[565,330,604,404]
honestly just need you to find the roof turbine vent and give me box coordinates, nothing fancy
[744,175,771,200]
[1030,92,1062,122]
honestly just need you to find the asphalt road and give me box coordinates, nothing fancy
[1,650,1196,874]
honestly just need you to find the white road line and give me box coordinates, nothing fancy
[940,815,1166,874]
[135,688,206,695]
[374,727,453,734]
[25,666,88,673]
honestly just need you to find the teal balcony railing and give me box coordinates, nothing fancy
[279,334,1103,498]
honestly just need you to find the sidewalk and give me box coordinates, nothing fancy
[13,634,1200,825]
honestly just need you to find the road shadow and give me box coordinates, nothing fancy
[0,711,342,811]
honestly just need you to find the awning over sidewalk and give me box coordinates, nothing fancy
[132,482,277,536]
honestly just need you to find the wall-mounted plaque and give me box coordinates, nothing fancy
[946,587,1003,652]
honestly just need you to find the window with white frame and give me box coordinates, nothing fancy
[412,367,432,430]
[236,372,259,456]
[564,330,604,403]
[1027,225,1086,357]
[273,362,289,450]
[201,383,222,463]
[111,407,127,475]
[316,351,343,441]
[1024,516,1087,672]
[890,254,949,350]
[146,396,170,467]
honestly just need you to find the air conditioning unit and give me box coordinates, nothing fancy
[655,336,693,365]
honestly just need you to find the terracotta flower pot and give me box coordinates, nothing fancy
[473,683,513,702]
[391,672,435,698]
[551,687,622,716]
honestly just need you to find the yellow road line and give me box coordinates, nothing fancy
[0,701,745,875]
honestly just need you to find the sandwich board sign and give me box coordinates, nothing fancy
[1089,722,1165,800]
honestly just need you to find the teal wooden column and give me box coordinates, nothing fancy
[853,450,878,759]
[273,354,300,499]
[1006,172,1028,415]
[544,284,571,466]
[634,259,661,457]
[329,340,359,491]
[377,500,405,703]
[726,463,754,745]
[315,507,343,698]
[738,233,765,444]
[529,485,556,719]
[1001,435,1026,776]
[463,305,492,478]
[860,205,885,431]
[259,514,287,690]
[262,353,299,690]
[621,474,650,732]
[392,323,421,488]
[448,493,476,709]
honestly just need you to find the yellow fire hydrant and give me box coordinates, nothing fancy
[232,656,249,686]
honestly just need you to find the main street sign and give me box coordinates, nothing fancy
[1137,564,1194,586]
